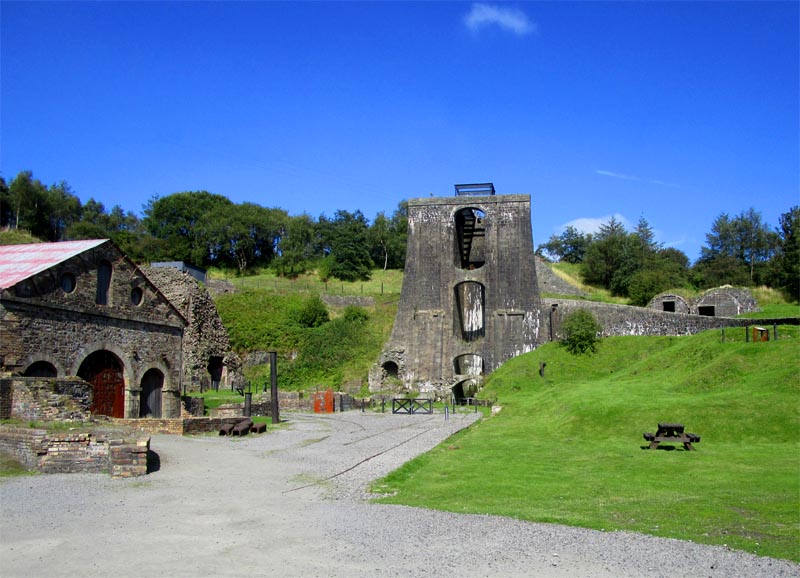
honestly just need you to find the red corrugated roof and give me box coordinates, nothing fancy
[0,239,108,289]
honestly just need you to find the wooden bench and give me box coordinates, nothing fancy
[643,422,700,451]
[219,423,235,436]
[250,422,266,434]
[232,419,253,436]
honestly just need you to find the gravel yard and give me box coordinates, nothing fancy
[1,412,797,578]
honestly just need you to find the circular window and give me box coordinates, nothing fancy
[60,272,76,294]
[131,286,144,306]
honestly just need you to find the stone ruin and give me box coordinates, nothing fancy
[142,266,245,392]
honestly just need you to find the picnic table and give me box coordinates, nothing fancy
[643,423,700,451]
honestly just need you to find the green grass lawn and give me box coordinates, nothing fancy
[372,328,800,561]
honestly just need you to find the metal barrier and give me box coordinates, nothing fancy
[392,398,433,415]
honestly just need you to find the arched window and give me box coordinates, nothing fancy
[23,360,58,377]
[454,281,485,341]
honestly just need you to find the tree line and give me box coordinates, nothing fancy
[537,208,799,303]
[0,171,407,281]
[1,170,797,300]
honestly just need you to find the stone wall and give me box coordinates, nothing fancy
[0,426,149,477]
[544,298,791,339]
[535,257,587,297]
[115,417,248,435]
[143,267,245,392]
[5,377,92,421]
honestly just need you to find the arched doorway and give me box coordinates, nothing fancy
[78,351,125,418]
[140,369,164,418]
[208,356,223,392]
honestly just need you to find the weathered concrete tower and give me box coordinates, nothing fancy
[371,184,544,399]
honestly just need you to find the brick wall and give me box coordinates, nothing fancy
[0,426,149,477]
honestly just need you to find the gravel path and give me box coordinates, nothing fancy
[1,412,797,578]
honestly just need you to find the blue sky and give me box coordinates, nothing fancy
[2,1,798,262]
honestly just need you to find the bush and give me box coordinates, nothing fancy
[561,309,602,355]
[342,305,369,324]
[294,295,330,328]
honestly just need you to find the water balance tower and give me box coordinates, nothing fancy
[370,183,544,400]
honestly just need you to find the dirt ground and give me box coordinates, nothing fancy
[1,412,796,578]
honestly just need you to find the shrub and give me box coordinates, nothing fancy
[294,295,330,328]
[561,308,602,355]
[342,305,369,324]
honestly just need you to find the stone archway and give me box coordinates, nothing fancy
[23,360,58,377]
[78,350,125,418]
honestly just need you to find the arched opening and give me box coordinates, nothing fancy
[23,360,58,378]
[78,350,125,418]
[454,208,486,269]
[454,281,485,341]
[96,260,112,305]
[208,356,224,392]
[453,354,483,376]
[382,360,399,379]
[451,377,480,405]
[140,369,164,418]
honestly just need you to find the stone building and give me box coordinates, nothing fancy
[0,240,186,418]
[371,184,544,399]
[143,265,244,391]
[647,287,759,317]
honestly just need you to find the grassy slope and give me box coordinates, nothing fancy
[214,269,400,391]
[373,328,800,561]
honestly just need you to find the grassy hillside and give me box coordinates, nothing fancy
[214,269,400,391]
[372,328,800,561]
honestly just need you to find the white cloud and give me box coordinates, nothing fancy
[464,3,535,36]
[595,170,640,182]
[559,214,632,236]
[596,169,681,188]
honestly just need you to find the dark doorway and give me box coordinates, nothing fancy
[698,305,715,316]
[78,351,125,418]
[208,356,223,391]
[382,361,399,379]
[140,369,163,418]
[662,301,676,313]
[23,361,58,377]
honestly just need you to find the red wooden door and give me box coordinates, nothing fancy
[91,368,124,418]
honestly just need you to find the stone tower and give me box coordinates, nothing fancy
[371,184,544,399]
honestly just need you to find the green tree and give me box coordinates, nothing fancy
[767,206,800,300]
[368,205,408,271]
[696,209,777,285]
[561,308,602,355]
[275,213,318,277]
[582,217,635,294]
[143,191,233,265]
[197,203,287,272]
[318,210,373,282]
[538,225,592,263]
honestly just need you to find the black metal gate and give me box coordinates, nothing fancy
[392,398,433,415]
